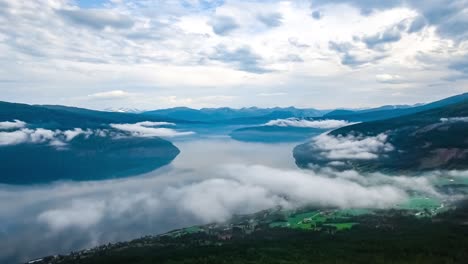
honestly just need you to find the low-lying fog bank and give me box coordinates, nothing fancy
[1,139,466,263]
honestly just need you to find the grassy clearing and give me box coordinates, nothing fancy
[323,222,357,230]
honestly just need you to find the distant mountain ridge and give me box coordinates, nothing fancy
[143,106,330,122]
[104,107,143,113]
[323,93,468,122]
[0,102,187,129]
[324,104,418,117]
[294,95,468,173]
[0,101,182,184]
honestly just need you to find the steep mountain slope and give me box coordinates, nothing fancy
[0,101,185,129]
[40,104,182,127]
[294,99,468,173]
[323,93,468,122]
[0,102,181,184]
[324,104,416,118]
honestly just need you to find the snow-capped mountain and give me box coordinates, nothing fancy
[103,107,143,113]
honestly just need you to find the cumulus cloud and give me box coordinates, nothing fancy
[0,129,30,146]
[63,128,93,141]
[34,164,410,231]
[312,0,468,41]
[280,54,304,62]
[376,74,405,84]
[0,120,26,130]
[0,128,59,146]
[209,15,239,35]
[288,37,310,48]
[57,8,134,30]
[0,122,99,147]
[88,90,133,100]
[209,45,271,74]
[362,25,403,49]
[28,161,449,235]
[328,41,387,67]
[307,133,394,160]
[257,92,287,97]
[0,0,465,109]
[449,58,468,74]
[38,200,106,232]
[311,10,322,20]
[408,15,427,33]
[256,12,283,27]
[265,118,356,129]
[28,128,57,143]
[110,121,194,138]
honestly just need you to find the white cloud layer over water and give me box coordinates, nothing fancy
[0,120,193,147]
[0,119,26,130]
[35,164,410,231]
[110,121,194,138]
[308,133,394,160]
[440,117,468,123]
[265,118,356,129]
[0,139,460,263]
[0,127,89,147]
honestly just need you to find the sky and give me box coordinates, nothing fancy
[0,0,467,110]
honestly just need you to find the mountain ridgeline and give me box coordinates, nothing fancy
[2,92,468,184]
[0,102,181,184]
[323,93,468,122]
[143,106,329,123]
[294,95,468,173]
[0,101,191,130]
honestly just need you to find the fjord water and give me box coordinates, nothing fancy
[0,137,299,263]
[0,136,180,184]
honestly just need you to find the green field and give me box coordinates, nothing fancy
[323,222,357,230]
[184,226,203,234]
[269,209,369,231]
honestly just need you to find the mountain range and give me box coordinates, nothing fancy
[0,101,182,184]
[143,106,330,123]
[322,93,468,122]
[294,94,468,173]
